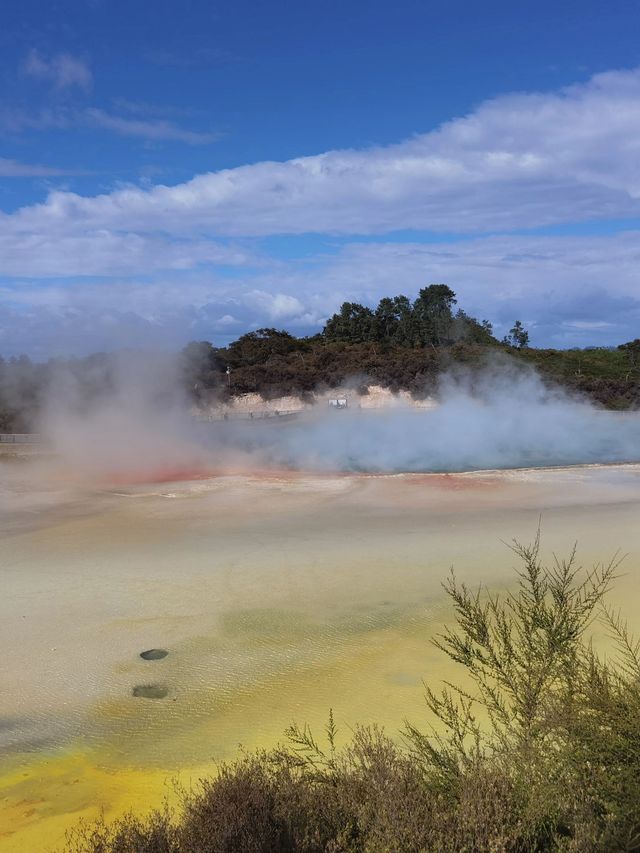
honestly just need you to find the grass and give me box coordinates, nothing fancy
[66,535,640,852]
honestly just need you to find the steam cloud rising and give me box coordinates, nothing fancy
[39,352,210,481]
[229,368,640,473]
[34,355,640,479]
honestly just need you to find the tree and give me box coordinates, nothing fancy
[374,295,416,346]
[503,320,529,349]
[226,328,301,367]
[323,303,378,343]
[375,297,399,341]
[413,284,457,346]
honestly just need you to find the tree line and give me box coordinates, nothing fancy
[322,284,528,348]
[325,285,493,346]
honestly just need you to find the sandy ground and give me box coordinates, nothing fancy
[0,461,639,850]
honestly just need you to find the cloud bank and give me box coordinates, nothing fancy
[1,230,639,356]
[9,67,640,238]
[2,67,640,353]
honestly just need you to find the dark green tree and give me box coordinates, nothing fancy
[323,303,378,343]
[226,328,301,367]
[393,295,416,346]
[413,284,457,346]
[374,295,416,346]
[375,297,399,341]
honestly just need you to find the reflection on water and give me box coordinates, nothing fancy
[1,463,640,851]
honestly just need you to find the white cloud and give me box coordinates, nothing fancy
[0,158,83,177]
[243,290,306,321]
[0,107,72,133]
[218,314,239,326]
[1,230,639,355]
[2,67,640,354]
[6,67,640,238]
[22,50,93,94]
[563,320,614,330]
[0,231,252,277]
[12,51,216,146]
[283,233,640,345]
[86,108,220,145]
[0,104,217,147]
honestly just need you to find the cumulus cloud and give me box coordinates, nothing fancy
[22,50,93,94]
[242,290,306,321]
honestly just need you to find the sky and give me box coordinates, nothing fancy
[1,0,640,357]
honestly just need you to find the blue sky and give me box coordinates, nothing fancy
[1,0,640,355]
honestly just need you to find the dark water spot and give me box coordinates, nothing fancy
[132,684,168,699]
[140,648,169,661]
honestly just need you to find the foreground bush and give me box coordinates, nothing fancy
[67,536,640,852]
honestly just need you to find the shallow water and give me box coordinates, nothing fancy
[1,463,639,851]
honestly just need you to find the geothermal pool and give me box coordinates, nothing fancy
[1,460,640,851]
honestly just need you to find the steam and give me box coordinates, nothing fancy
[228,365,640,473]
[30,353,640,480]
[39,351,211,481]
